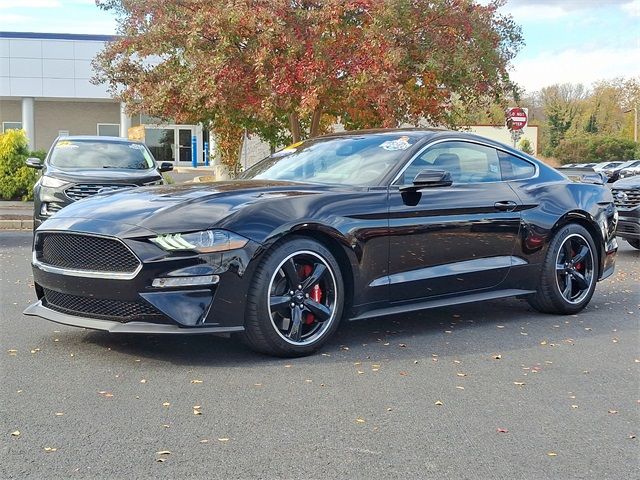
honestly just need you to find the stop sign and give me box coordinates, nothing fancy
[506,107,528,130]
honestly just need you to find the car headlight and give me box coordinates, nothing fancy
[40,176,69,188]
[151,230,248,253]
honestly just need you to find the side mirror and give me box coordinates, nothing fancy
[400,169,452,192]
[158,162,173,173]
[25,157,43,169]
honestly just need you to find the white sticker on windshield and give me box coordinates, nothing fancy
[128,143,145,150]
[380,136,412,151]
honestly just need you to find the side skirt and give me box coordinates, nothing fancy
[348,289,535,322]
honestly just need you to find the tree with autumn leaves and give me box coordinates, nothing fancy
[94,0,523,169]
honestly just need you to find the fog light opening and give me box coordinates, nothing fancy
[152,275,219,288]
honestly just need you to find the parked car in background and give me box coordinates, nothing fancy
[24,129,618,356]
[611,176,640,249]
[607,160,640,183]
[594,161,625,180]
[618,160,640,180]
[26,136,173,228]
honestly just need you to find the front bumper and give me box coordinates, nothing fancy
[24,301,244,335]
[616,208,640,240]
[26,226,261,332]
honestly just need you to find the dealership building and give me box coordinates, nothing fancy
[0,31,208,164]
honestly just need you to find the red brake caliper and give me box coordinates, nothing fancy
[299,265,322,324]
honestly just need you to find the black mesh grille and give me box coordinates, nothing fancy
[43,288,162,321]
[65,184,136,201]
[612,189,640,209]
[38,233,140,273]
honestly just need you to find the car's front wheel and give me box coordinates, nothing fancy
[242,237,344,357]
[527,224,598,314]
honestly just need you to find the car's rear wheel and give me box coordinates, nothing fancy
[627,238,640,250]
[527,224,598,314]
[242,237,344,357]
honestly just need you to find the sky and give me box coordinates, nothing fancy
[1,0,638,94]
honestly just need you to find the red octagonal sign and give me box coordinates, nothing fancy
[506,107,528,131]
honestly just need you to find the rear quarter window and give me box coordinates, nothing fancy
[499,151,536,180]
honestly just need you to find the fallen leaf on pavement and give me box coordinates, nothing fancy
[434,400,443,406]
[156,451,171,455]
[547,452,557,457]
[497,428,508,433]
[493,354,502,360]
[355,418,366,423]
[162,402,170,407]
[44,447,57,452]
[11,431,20,437]
[514,382,525,386]
[218,438,230,442]
[608,410,618,414]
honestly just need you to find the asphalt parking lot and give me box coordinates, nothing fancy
[1,231,638,480]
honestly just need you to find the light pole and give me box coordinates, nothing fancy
[624,106,638,143]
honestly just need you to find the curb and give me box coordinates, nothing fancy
[0,219,33,230]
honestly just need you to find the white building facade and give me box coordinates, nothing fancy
[0,31,204,164]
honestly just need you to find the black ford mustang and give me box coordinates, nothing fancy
[25,129,618,357]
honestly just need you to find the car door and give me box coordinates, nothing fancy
[385,140,522,302]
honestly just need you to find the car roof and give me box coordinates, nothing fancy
[55,135,142,144]
[316,128,529,154]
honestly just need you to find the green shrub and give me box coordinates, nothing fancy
[518,138,534,155]
[0,129,39,201]
[554,135,638,165]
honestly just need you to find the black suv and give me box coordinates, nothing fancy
[26,136,173,228]
[611,176,640,249]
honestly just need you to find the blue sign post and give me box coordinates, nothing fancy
[191,135,197,167]
[204,141,209,167]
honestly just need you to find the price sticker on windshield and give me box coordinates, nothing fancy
[379,136,412,151]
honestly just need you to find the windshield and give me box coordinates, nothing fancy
[49,139,155,170]
[239,133,422,186]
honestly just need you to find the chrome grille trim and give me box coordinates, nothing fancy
[33,231,142,280]
[65,183,137,201]
[612,189,640,209]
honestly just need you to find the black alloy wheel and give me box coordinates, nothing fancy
[243,237,344,357]
[528,224,598,314]
[268,250,338,345]
[554,234,595,305]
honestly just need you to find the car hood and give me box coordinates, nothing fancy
[46,165,161,184]
[41,180,344,237]
[612,176,640,189]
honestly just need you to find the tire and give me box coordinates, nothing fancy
[242,236,345,357]
[527,224,598,315]
[627,239,640,250]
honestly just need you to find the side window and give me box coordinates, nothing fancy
[498,151,536,180]
[395,141,501,184]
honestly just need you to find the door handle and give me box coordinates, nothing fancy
[494,201,518,212]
